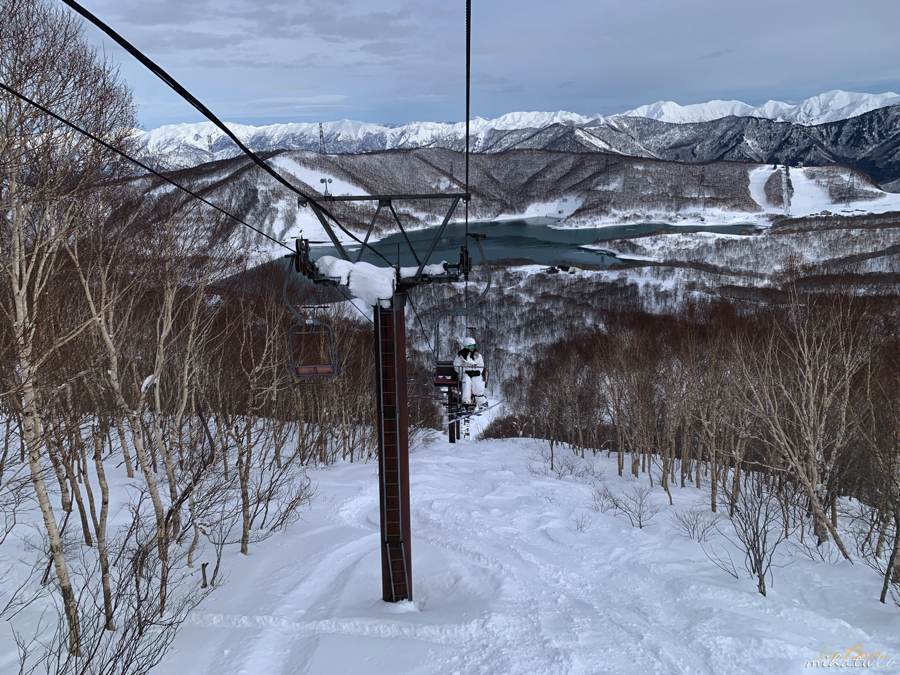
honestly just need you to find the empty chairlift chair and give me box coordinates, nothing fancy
[283,255,342,385]
[288,317,342,382]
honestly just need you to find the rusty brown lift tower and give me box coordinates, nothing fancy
[287,0,475,600]
[290,191,475,602]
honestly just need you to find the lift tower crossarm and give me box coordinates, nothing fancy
[299,192,469,282]
[305,201,351,261]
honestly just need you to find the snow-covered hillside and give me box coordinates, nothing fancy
[197,149,900,259]
[135,111,600,168]
[649,164,900,226]
[151,438,900,675]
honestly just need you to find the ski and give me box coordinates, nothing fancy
[442,400,504,426]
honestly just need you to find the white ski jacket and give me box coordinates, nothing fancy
[453,349,484,378]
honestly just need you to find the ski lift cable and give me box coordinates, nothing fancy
[464,0,471,307]
[59,0,395,269]
[334,284,375,326]
[0,80,291,252]
[407,291,435,357]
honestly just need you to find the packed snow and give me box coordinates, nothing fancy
[315,257,397,307]
[748,165,900,218]
[314,258,450,306]
[147,438,900,675]
[505,197,583,221]
[270,156,369,198]
[400,263,451,278]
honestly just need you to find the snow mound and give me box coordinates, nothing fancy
[316,256,396,307]
[315,258,448,306]
[153,439,900,675]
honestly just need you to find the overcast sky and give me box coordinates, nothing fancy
[76,0,900,130]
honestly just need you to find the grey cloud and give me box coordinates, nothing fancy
[398,94,450,103]
[699,49,733,60]
[221,4,418,44]
[225,94,349,113]
[103,0,213,26]
[303,11,417,42]
[147,30,251,52]
[99,0,418,46]
[191,54,322,70]
[473,72,514,86]
[86,0,900,130]
[357,40,414,56]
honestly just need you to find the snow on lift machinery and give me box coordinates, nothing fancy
[284,191,478,387]
[283,237,342,384]
[432,233,492,441]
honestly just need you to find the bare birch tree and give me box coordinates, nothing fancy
[735,289,870,559]
[0,0,136,653]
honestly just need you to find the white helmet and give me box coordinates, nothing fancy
[462,337,476,348]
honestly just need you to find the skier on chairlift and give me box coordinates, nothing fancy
[453,337,488,408]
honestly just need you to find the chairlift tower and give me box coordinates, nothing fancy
[844,172,855,206]
[318,122,326,154]
[290,190,486,603]
[287,0,478,608]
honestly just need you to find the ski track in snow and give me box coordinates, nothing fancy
[156,439,900,675]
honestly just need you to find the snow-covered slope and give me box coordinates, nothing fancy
[775,90,900,125]
[622,99,791,124]
[151,438,900,675]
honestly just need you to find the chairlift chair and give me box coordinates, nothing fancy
[432,234,492,441]
[283,243,343,384]
[433,233,491,382]
[287,318,342,383]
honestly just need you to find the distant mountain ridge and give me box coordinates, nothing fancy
[135,91,900,186]
[620,90,900,125]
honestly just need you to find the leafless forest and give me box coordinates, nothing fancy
[0,3,438,671]
[404,252,900,603]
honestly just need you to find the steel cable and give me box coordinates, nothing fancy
[58,0,396,268]
[464,0,471,306]
[0,80,292,251]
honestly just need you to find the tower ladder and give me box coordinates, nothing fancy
[375,295,412,602]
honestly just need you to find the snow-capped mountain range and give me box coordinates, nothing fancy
[135,91,900,188]
[620,89,900,125]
